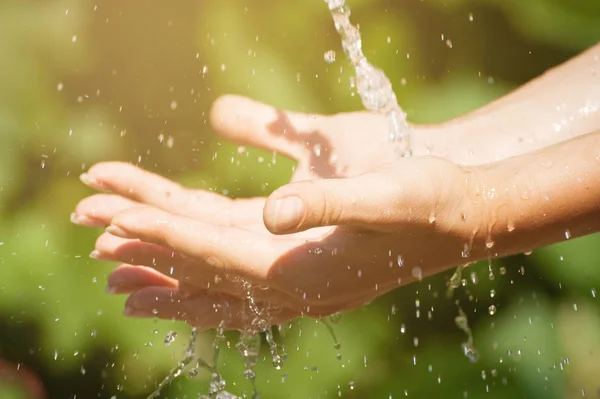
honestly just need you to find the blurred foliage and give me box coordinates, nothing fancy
[0,0,599,398]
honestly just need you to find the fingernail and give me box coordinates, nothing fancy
[89,250,101,259]
[80,173,109,191]
[106,285,142,295]
[105,286,117,294]
[272,196,304,232]
[123,307,154,318]
[80,173,97,187]
[105,225,132,238]
[71,213,106,227]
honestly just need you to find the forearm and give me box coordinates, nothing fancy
[418,43,600,166]
[466,130,600,263]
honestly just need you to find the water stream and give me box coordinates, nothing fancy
[324,0,412,156]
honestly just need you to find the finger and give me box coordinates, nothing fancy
[106,264,178,294]
[124,286,300,330]
[80,161,202,210]
[72,194,139,227]
[93,233,185,276]
[94,233,289,303]
[80,162,267,229]
[263,169,404,234]
[106,207,283,282]
[210,95,323,160]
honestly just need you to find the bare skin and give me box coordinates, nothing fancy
[72,43,600,331]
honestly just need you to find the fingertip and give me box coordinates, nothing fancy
[209,94,247,132]
[263,188,306,234]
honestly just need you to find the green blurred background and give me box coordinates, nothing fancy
[0,0,599,398]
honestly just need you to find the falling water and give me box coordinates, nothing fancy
[324,0,412,156]
[321,314,343,361]
[148,328,220,399]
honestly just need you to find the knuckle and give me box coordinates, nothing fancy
[312,183,342,226]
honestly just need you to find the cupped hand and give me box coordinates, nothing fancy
[72,95,472,331]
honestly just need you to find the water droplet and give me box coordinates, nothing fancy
[462,242,472,258]
[330,313,342,324]
[488,305,497,315]
[412,267,423,280]
[324,50,336,63]
[507,221,515,232]
[564,229,572,239]
[170,100,178,110]
[397,255,404,267]
[470,272,478,284]
[313,144,322,157]
[164,331,177,346]
[490,289,496,298]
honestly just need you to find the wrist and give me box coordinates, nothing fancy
[462,132,600,264]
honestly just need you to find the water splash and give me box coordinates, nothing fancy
[446,265,464,298]
[324,0,412,156]
[320,314,343,361]
[447,266,480,362]
[236,332,261,398]
[148,328,217,399]
[455,307,479,363]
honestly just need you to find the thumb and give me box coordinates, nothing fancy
[263,171,402,234]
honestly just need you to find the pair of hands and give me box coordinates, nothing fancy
[72,95,477,330]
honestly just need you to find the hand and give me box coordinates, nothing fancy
[72,95,473,331]
[77,157,473,330]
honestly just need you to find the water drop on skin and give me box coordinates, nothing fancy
[313,144,322,157]
[507,221,515,232]
[564,229,572,239]
[412,267,423,280]
[428,213,436,224]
